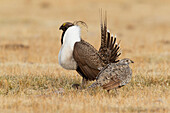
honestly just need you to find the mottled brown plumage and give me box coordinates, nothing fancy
[89,58,134,91]
[73,29,120,81]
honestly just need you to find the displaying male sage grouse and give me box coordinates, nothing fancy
[58,14,121,88]
[89,58,134,92]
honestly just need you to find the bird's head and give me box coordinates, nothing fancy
[59,22,74,32]
[119,58,134,65]
[59,21,87,31]
[59,21,87,44]
[59,22,74,44]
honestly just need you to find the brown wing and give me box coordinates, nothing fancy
[99,11,121,64]
[73,40,104,80]
[102,81,121,90]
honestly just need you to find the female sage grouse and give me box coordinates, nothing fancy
[89,58,134,91]
[58,13,121,88]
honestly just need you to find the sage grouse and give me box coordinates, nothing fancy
[58,14,121,88]
[89,58,134,91]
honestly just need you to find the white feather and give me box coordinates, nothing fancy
[115,34,117,38]
[58,26,81,70]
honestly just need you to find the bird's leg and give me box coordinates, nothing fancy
[81,78,88,89]
[114,88,118,95]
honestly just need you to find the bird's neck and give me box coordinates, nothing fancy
[61,31,65,44]
[62,26,81,48]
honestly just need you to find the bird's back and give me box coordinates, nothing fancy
[89,62,132,90]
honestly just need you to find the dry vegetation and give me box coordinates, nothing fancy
[0,0,170,112]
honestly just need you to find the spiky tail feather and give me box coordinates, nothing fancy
[98,10,121,64]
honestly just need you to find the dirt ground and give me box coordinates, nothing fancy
[0,0,169,113]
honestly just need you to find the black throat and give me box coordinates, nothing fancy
[61,31,65,44]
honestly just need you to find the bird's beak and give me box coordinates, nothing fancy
[59,25,63,30]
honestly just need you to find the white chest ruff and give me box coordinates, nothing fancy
[58,26,81,70]
[58,45,77,70]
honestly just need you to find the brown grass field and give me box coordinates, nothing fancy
[0,0,170,112]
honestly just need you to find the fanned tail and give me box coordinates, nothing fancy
[99,9,106,53]
[99,10,121,64]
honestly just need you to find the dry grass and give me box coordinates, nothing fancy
[0,0,170,112]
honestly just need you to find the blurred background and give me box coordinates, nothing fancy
[0,0,170,64]
[0,1,169,112]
